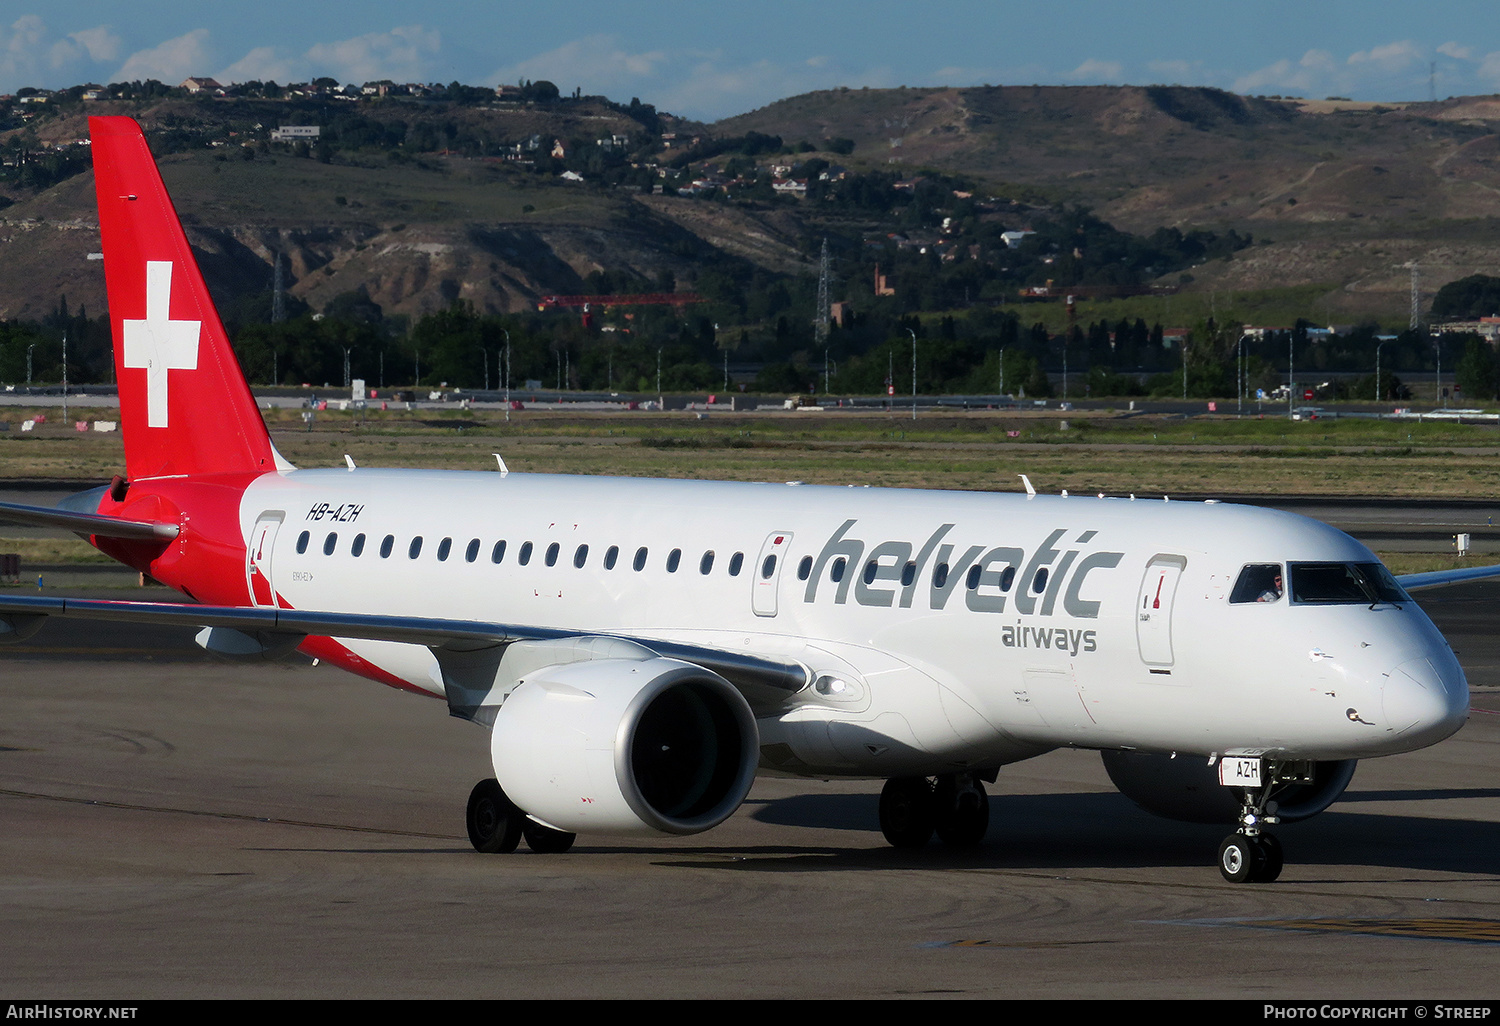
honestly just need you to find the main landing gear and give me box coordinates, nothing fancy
[1218,770,1284,883]
[466,778,576,855]
[878,773,991,849]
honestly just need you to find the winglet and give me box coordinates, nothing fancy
[1019,474,1036,498]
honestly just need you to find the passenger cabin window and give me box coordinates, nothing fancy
[351,534,366,557]
[380,535,394,558]
[700,551,715,575]
[1289,562,1408,605]
[900,561,916,587]
[408,537,423,559]
[465,539,480,563]
[323,532,337,555]
[604,546,619,570]
[1033,568,1048,594]
[1000,566,1016,592]
[933,562,949,589]
[574,544,588,568]
[545,542,560,567]
[797,556,812,581]
[761,554,778,579]
[728,552,744,576]
[1231,564,1284,604]
[296,531,310,554]
[491,540,506,564]
[518,542,533,566]
[633,547,648,571]
[966,565,982,590]
[830,557,845,582]
[666,548,681,573]
[437,538,452,561]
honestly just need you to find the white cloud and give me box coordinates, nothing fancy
[0,16,121,89]
[1438,41,1473,61]
[216,46,305,85]
[113,28,213,85]
[1234,49,1340,96]
[1476,50,1500,86]
[69,26,120,63]
[305,25,440,84]
[1147,59,1207,82]
[1347,40,1422,72]
[493,34,667,94]
[0,14,49,83]
[493,34,905,118]
[1067,58,1123,83]
[216,25,442,87]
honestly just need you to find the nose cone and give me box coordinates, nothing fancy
[1382,654,1469,750]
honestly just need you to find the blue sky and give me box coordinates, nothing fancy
[3,1,1500,121]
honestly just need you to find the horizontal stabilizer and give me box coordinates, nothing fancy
[1395,563,1500,591]
[0,499,178,540]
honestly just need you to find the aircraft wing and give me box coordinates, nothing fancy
[0,499,179,540]
[0,593,809,708]
[1395,563,1500,591]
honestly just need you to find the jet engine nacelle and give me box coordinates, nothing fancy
[1101,750,1357,824]
[490,656,759,836]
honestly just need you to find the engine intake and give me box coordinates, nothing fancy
[490,657,758,836]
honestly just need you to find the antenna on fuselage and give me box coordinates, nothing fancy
[1019,474,1036,498]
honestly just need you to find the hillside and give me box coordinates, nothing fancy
[717,85,1500,317]
[5,84,1500,328]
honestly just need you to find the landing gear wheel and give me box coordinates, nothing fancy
[1218,833,1255,883]
[467,778,523,854]
[1252,833,1283,883]
[523,819,577,854]
[933,775,990,847]
[879,777,935,849]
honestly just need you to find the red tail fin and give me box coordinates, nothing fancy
[91,116,277,481]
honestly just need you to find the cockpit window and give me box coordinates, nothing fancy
[1289,562,1409,605]
[1230,563,1284,604]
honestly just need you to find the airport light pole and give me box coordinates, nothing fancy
[908,328,917,421]
[26,343,33,389]
[1237,334,1246,416]
[1375,340,1387,404]
[502,330,511,423]
[1435,335,1443,407]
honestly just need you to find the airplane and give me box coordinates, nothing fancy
[0,115,1484,883]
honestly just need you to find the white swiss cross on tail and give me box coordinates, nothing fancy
[122,261,200,428]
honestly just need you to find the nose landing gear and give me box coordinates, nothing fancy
[1218,766,1285,883]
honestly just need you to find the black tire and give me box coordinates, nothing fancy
[933,775,990,847]
[467,778,523,854]
[879,777,935,849]
[1218,834,1255,883]
[523,819,577,854]
[1252,833,1284,883]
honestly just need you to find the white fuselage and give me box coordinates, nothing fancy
[239,469,1470,778]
